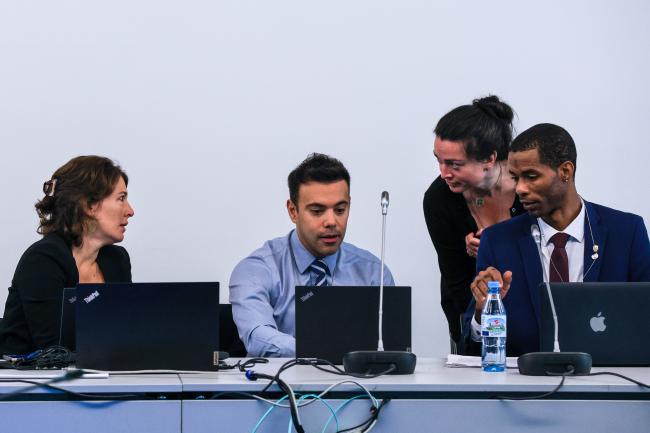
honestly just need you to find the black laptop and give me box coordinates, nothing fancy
[58,287,77,351]
[75,282,220,371]
[295,285,411,364]
[539,282,650,366]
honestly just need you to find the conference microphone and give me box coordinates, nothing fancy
[342,191,416,376]
[530,224,549,285]
[378,191,389,350]
[518,225,591,376]
[531,224,560,352]
[380,191,389,216]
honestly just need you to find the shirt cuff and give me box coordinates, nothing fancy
[470,314,482,342]
[248,325,296,357]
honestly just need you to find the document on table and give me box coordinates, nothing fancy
[446,354,518,368]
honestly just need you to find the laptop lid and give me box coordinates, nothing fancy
[539,282,650,366]
[75,282,220,371]
[295,285,411,364]
[58,287,77,351]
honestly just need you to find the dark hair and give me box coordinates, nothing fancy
[434,95,515,161]
[510,123,577,174]
[288,153,350,205]
[35,155,129,247]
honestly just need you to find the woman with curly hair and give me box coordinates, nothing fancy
[0,156,134,354]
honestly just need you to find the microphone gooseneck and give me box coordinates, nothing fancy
[531,223,560,352]
[342,190,417,375]
[517,219,594,377]
[378,191,389,351]
[530,224,549,285]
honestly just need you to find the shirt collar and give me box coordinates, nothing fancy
[290,229,340,274]
[538,199,586,246]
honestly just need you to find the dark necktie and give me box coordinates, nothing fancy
[309,259,330,286]
[549,232,570,283]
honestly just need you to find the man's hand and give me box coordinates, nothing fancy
[465,229,483,258]
[470,266,512,321]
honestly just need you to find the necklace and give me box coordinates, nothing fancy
[469,164,503,208]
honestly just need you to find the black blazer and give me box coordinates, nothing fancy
[0,233,131,355]
[423,176,525,343]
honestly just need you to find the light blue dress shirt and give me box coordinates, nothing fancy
[229,230,395,357]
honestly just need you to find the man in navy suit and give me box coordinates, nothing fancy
[464,123,650,356]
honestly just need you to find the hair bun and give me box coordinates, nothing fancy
[473,95,514,125]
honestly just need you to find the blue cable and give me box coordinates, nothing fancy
[287,393,339,433]
[251,394,290,433]
[250,391,374,433]
[321,394,374,433]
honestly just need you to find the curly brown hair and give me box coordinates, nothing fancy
[35,156,129,247]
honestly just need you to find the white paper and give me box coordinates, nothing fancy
[446,354,518,368]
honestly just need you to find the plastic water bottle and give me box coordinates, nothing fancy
[481,281,506,372]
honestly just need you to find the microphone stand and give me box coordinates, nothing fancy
[517,225,592,376]
[343,191,416,375]
[377,196,387,351]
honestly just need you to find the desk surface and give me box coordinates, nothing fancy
[178,357,650,394]
[1,358,648,433]
[1,357,647,396]
[0,370,182,394]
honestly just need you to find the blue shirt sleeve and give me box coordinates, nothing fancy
[229,255,295,357]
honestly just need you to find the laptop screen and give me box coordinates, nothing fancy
[295,285,411,364]
[75,282,220,371]
[539,282,650,366]
[58,287,77,351]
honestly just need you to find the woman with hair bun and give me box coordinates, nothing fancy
[423,96,525,351]
[0,156,134,355]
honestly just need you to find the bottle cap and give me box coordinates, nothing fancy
[487,281,500,293]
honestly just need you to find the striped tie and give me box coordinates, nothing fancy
[309,259,330,286]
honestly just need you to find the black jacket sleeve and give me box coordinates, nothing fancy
[6,239,77,352]
[423,178,476,330]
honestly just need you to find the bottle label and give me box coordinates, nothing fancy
[481,315,507,337]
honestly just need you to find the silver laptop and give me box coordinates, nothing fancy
[539,282,650,366]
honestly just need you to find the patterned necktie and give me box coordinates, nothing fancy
[549,232,570,283]
[309,259,330,286]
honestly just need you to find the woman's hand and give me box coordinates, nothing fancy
[465,229,483,258]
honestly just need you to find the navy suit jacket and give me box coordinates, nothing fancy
[461,201,650,356]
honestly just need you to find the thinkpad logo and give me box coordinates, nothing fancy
[84,290,100,304]
[300,291,314,302]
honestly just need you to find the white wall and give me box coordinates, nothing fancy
[1,0,648,356]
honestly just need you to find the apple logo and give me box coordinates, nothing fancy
[590,312,606,332]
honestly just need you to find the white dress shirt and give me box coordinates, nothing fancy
[536,201,585,283]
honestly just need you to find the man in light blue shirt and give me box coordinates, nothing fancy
[229,153,395,357]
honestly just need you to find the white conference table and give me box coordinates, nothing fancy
[1,358,649,433]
